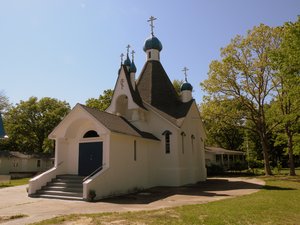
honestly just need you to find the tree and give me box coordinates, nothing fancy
[200,97,244,150]
[201,24,281,175]
[4,97,70,153]
[85,89,113,111]
[172,79,184,95]
[269,17,300,175]
[0,90,11,113]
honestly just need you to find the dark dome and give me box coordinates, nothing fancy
[124,54,131,67]
[181,82,193,91]
[130,61,137,73]
[143,36,163,52]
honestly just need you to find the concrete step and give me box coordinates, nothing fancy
[37,190,83,197]
[41,185,83,193]
[30,194,83,201]
[32,174,84,201]
[56,175,85,181]
[48,181,83,187]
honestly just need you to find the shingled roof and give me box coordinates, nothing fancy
[80,104,158,140]
[136,60,193,120]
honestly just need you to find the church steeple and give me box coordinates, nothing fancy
[180,67,193,102]
[130,50,137,90]
[143,16,162,61]
[124,44,132,70]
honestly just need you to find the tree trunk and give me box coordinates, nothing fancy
[286,126,296,176]
[260,134,272,176]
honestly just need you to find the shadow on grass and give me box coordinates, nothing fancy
[262,185,295,191]
[100,178,264,205]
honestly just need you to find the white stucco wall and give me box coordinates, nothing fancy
[179,102,207,183]
[51,105,110,175]
[85,133,158,199]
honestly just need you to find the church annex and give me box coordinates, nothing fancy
[28,17,207,201]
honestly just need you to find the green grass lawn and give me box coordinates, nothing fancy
[0,177,31,188]
[32,175,300,225]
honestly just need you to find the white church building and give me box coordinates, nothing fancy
[28,17,207,201]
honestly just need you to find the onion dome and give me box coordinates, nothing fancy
[181,82,193,91]
[130,61,137,73]
[124,53,131,67]
[143,36,163,52]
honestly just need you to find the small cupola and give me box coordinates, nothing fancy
[181,82,193,92]
[180,67,193,103]
[130,50,137,73]
[144,16,162,61]
[124,45,132,71]
[130,50,137,90]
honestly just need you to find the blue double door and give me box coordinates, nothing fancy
[78,142,103,176]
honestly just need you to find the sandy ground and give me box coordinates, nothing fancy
[0,177,265,225]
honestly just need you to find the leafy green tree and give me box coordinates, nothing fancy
[269,17,300,175]
[0,90,11,113]
[201,24,281,175]
[4,97,70,153]
[172,79,184,95]
[86,89,113,111]
[200,97,244,150]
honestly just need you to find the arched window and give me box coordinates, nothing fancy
[191,134,195,152]
[162,130,172,154]
[83,130,99,138]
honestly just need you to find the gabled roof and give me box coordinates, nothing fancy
[80,104,158,140]
[136,61,193,120]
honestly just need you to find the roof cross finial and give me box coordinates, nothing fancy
[131,50,135,61]
[126,44,131,55]
[182,67,189,82]
[147,16,157,36]
[120,53,124,64]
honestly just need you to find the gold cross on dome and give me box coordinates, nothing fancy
[147,16,157,36]
[182,67,189,82]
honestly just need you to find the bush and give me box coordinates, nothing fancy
[229,160,248,172]
[207,164,224,176]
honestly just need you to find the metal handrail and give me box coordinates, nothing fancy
[56,161,64,167]
[83,164,105,182]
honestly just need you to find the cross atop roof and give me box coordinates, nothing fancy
[182,67,189,82]
[120,53,124,64]
[147,16,157,36]
[131,50,135,61]
[126,44,131,55]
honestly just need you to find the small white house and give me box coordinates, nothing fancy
[0,151,54,178]
[205,146,245,169]
[29,18,207,200]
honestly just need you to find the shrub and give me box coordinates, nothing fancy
[207,164,224,176]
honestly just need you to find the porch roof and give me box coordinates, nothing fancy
[205,146,244,155]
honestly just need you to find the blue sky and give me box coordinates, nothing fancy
[0,0,299,107]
